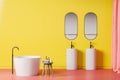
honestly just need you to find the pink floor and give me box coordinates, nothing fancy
[0,69,120,80]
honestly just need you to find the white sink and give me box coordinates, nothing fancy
[86,48,96,70]
[66,48,77,70]
[14,56,41,76]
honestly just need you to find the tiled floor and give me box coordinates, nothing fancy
[0,69,120,80]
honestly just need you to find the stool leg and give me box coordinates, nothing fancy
[47,64,49,76]
[42,64,45,76]
[50,64,54,76]
[48,64,51,76]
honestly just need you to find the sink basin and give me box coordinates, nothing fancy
[14,56,41,76]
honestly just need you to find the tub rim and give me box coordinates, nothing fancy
[14,56,41,59]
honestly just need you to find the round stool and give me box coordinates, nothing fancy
[42,59,53,76]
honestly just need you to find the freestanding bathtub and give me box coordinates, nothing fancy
[14,56,41,76]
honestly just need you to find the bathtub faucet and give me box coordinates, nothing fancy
[12,46,19,74]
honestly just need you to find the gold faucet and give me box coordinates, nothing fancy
[12,46,19,74]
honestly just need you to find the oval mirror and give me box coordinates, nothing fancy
[65,12,78,40]
[84,12,97,40]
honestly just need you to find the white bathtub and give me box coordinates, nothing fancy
[14,56,41,76]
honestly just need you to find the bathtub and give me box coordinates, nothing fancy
[14,56,41,76]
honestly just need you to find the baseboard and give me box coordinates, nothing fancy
[0,66,112,69]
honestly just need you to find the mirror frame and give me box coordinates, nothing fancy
[64,12,78,40]
[84,12,98,40]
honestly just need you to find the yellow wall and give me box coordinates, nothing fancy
[0,0,113,69]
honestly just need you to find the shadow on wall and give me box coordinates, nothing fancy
[96,50,103,69]
[77,50,84,69]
